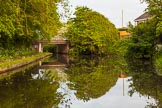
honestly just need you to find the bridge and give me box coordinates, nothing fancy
[34,36,69,54]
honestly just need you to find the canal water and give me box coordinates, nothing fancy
[0,55,162,108]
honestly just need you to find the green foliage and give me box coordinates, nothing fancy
[127,18,157,59]
[127,0,162,59]
[117,22,133,33]
[65,56,127,101]
[0,0,64,49]
[43,45,57,53]
[141,0,162,16]
[156,17,162,37]
[126,58,162,107]
[142,0,162,37]
[118,27,129,32]
[155,51,162,75]
[127,21,134,32]
[0,52,50,68]
[0,68,60,108]
[65,6,118,55]
[0,47,37,60]
[112,38,131,56]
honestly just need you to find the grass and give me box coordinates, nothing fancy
[0,52,52,70]
[155,52,162,75]
[0,47,36,61]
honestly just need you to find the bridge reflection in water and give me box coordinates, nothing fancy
[35,54,69,81]
[39,54,69,69]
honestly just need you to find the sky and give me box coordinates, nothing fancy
[68,0,148,28]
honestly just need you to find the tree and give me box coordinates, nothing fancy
[141,0,162,16]
[127,21,134,32]
[65,6,118,55]
[128,18,157,59]
[127,0,162,59]
[141,0,162,37]
[0,0,67,48]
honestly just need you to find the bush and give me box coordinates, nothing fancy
[112,38,131,56]
[127,18,157,59]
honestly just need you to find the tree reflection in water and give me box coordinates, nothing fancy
[127,58,162,107]
[65,56,127,101]
[0,56,162,108]
[0,66,61,108]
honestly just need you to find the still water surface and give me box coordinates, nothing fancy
[0,55,162,108]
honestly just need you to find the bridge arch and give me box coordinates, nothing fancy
[34,36,69,54]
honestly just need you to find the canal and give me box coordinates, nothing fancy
[0,55,162,108]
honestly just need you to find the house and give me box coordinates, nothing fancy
[134,12,152,26]
[118,31,131,39]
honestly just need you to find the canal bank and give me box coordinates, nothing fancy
[0,53,52,73]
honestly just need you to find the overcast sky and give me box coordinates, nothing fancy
[68,0,147,28]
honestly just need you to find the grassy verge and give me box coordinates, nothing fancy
[155,52,162,75]
[0,47,36,61]
[0,53,52,72]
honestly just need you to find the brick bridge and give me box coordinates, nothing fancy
[34,36,69,54]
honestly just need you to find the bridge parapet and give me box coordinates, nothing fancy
[38,40,69,44]
[34,36,69,53]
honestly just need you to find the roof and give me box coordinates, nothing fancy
[134,12,152,21]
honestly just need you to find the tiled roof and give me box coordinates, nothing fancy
[134,12,152,21]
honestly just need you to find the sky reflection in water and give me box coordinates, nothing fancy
[57,77,157,108]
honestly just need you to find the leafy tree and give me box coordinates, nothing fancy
[141,0,162,16]
[127,0,162,59]
[127,21,134,32]
[65,6,118,55]
[0,0,68,49]
[113,38,131,56]
[141,0,162,37]
[128,18,157,59]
